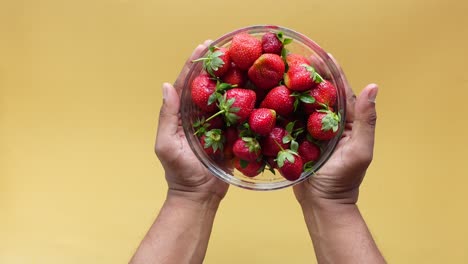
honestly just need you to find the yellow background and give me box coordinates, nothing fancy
[1,0,468,263]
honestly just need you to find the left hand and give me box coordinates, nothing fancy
[155,41,229,205]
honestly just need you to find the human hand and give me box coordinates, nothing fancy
[294,55,378,205]
[155,41,229,206]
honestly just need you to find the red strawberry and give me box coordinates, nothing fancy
[200,129,224,155]
[284,63,324,91]
[191,73,218,113]
[193,47,231,77]
[266,156,278,169]
[285,53,310,68]
[276,146,303,181]
[262,32,283,55]
[303,80,337,114]
[248,108,277,136]
[233,158,264,177]
[223,127,239,161]
[298,140,321,163]
[223,88,256,124]
[233,137,261,161]
[307,109,341,140]
[222,62,247,87]
[229,33,262,70]
[248,54,285,90]
[260,85,295,117]
[260,127,289,157]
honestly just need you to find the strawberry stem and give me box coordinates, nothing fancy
[204,109,226,123]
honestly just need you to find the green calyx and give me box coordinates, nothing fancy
[203,129,225,152]
[276,31,293,46]
[282,121,304,146]
[276,32,292,68]
[274,137,299,168]
[192,46,226,77]
[317,109,341,132]
[303,160,315,173]
[204,94,239,126]
[291,91,316,111]
[242,137,261,154]
[207,80,236,106]
[193,117,210,136]
[301,63,324,83]
[276,149,299,168]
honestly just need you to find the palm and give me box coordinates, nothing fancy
[294,76,376,203]
[163,121,229,199]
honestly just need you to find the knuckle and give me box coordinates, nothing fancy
[154,142,169,158]
[355,150,373,167]
[367,111,377,127]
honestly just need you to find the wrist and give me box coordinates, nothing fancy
[294,183,359,208]
[166,188,222,211]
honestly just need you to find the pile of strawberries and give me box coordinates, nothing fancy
[190,31,341,181]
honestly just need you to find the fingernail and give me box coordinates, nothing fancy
[162,83,170,102]
[368,84,378,103]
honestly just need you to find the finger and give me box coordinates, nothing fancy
[173,40,213,94]
[327,53,356,122]
[155,83,181,157]
[350,83,378,162]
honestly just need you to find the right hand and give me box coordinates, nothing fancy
[294,57,379,205]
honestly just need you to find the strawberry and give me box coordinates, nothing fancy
[284,64,324,91]
[233,137,261,161]
[229,33,262,70]
[276,142,303,181]
[193,47,231,77]
[233,158,264,177]
[303,80,337,114]
[307,109,341,140]
[223,126,238,159]
[262,32,283,55]
[200,129,224,155]
[223,88,256,124]
[248,54,285,90]
[260,127,289,157]
[266,156,278,169]
[260,85,295,117]
[248,108,277,136]
[286,53,310,68]
[222,62,247,87]
[190,73,218,113]
[298,140,321,163]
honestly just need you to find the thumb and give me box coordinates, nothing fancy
[155,82,181,157]
[350,83,378,158]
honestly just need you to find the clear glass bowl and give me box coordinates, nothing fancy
[180,25,348,191]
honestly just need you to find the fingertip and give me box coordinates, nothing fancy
[365,83,378,103]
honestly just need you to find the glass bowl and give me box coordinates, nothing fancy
[180,25,348,191]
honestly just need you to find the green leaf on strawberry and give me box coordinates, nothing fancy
[317,109,341,132]
[282,121,304,144]
[193,46,226,77]
[276,32,293,46]
[203,129,224,152]
[303,160,315,172]
[242,137,261,154]
[276,149,297,168]
[239,159,249,169]
[291,91,316,111]
[193,117,210,136]
[301,63,324,84]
